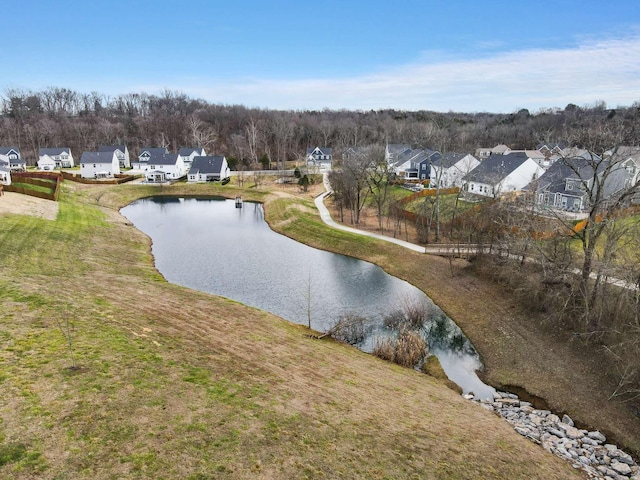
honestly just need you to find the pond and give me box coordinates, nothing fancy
[121,197,495,399]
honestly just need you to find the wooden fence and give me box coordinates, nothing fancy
[61,171,138,184]
[6,171,61,201]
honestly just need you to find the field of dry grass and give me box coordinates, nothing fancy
[0,179,602,478]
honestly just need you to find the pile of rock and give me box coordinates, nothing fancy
[464,391,639,480]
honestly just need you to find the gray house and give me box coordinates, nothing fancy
[531,155,633,212]
[187,156,230,183]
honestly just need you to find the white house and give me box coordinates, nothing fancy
[187,156,230,182]
[144,153,186,182]
[178,147,206,170]
[430,153,480,188]
[306,147,332,172]
[37,156,56,171]
[80,151,121,179]
[133,147,169,170]
[0,160,11,185]
[462,152,544,198]
[0,147,25,171]
[99,145,130,168]
[38,147,74,169]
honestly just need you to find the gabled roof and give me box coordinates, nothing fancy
[39,147,71,156]
[431,152,472,169]
[533,157,607,196]
[178,147,205,156]
[307,147,332,156]
[189,156,226,174]
[99,145,127,154]
[463,152,530,184]
[395,148,439,168]
[139,147,169,157]
[147,153,180,166]
[80,151,117,164]
[0,147,20,156]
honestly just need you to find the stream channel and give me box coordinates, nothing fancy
[121,196,495,399]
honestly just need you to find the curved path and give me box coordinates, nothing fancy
[314,190,427,253]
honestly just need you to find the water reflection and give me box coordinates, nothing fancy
[121,197,495,399]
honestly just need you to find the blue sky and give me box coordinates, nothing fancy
[3,0,640,112]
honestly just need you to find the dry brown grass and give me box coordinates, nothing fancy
[0,183,590,479]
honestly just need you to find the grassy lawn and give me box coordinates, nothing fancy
[0,182,606,478]
[10,182,56,195]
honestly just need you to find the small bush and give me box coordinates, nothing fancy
[372,328,428,368]
[328,314,367,345]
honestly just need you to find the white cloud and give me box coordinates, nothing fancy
[153,35,640,112]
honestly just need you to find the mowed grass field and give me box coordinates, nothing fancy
[0,181,591,479]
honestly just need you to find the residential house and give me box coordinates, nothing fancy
[37,156,56,171]
[429,153,480,188]
[306,147,332,172]
[99,145,130,168]
[133,147,169,170]
[144,153,186,182]
[0,160,11,185]
[0,147,26,171]
[178,147,206,170]
[392,148,438,180]
[530,155,632,212]
[187,156,230,183]
[462,152,544,198]
[79,151,121,179]
[38,147,74,169]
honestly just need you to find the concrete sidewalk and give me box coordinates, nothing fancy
[314,183,427,253]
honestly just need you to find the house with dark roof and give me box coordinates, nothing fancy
[144,153,186,182]
[429,153,480,188]
[392,148,439,180]
[133,147,168,170]
[80,151,120,179]
[462,152,543,198]
[306,147,332,172]
[187,156,230,183]
[530,154,633,212]
[99,145,130,168]
[0,147,25,171]
[38,147,74,170]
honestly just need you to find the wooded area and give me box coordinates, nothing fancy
[2,87,639,169]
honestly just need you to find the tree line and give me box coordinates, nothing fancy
[2,87,640,170]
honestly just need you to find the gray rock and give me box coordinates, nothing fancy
[588,430,607,443]
[557,423,585,440]
[547,427,566,438]
[561,414,574,426]
[611,461,632,475]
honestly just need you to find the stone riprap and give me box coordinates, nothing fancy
[464,391,639,480]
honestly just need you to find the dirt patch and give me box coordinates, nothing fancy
[0,191,59,220]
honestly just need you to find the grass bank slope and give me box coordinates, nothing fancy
[0,185,583,479]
